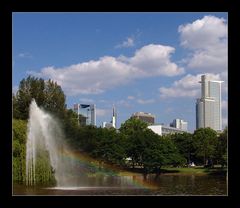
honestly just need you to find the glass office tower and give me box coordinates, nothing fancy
[196,75,223,131]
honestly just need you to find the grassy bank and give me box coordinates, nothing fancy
[155,166,227,176]
[117,166,227,176]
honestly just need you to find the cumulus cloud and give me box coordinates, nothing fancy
[127,96,135,100]
[18,52,32,58]
[28,44,183,96]
[137,99,155,104]
[79,98,95,104]
[116,99,132,108]
[115,37,135,48]
[179,15,227,73]
[96,108,111,117]
[159,73,222,98]
[128,44,184,77]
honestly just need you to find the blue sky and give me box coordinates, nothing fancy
[13,12,228,132]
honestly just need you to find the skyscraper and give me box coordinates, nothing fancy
[112,105,116,128]
[102,105,117,129]
[196,75,223,131]
[73,103,96,126]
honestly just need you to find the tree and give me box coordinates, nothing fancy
[214,127,227,167]
[172,132,195,165]
[14,76,45,119]
[61,109,79,146]
[91,128,126,166]
[13,76,66,120]
[13,119,27,183]
[193,128,218,166]
[160,135,186,167]
[119,117,148,135]
[44,79,66,117]
[119,118,149,168]
[119,118,185,173]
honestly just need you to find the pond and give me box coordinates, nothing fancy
[13,173,227,195]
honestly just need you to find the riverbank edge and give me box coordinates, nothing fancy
[116,166,227,177]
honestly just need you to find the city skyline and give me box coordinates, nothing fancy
[12,12,228,132]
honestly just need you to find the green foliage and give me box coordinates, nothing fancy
[35,149,56,185]
[13,76,66,120]
[13,119,56,184]
[119,118,150,168]
[62,109,79,145]
[91,128,127,166]
[119,117,148,135]
[119,118,185,173]
[214,127,227,167]
[13,76,228,183]
[13,119,27,183]
[43,79,66,117]
[193,128,218,166]
[172,132,195,164]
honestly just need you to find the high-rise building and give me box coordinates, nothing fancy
[196,75,223,131]
[170,119,188,131]
[102,105,117,129]
[73,103,96,126]
[112,105,116,128]
[131,112,155,124]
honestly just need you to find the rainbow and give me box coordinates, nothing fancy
[59,149,158,190]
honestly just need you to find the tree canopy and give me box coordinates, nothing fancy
[193,127,218,166]
[13,75,66,120]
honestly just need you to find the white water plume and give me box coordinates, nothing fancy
[26,99,75,186]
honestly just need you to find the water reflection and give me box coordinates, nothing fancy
[13,174,226,195]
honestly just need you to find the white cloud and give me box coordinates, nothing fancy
[137,99,155,104]
[159,73,222,98]
[179,15,227,73]
[96,108,111,117]
[116,99,132,108]
[128,44,184,77]
[127,95,155,105]
[179,15,227,49]
[79,98,94,104]
[18,52,32,58]
[28,44,183,96]
[115,37,135,48]
[159,87,199,98]
[127,96,135,100]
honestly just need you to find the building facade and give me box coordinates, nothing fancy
[148,124,187,136]
[196,75,223,131]
[102,106,117,129]
[170,119,188,131]
[73,103,96,126]
[131,112,155,124]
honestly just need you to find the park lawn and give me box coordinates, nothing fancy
[161,166,227,175]
[162,167,207,174]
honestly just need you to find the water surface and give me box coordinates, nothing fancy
[13,174,227,195]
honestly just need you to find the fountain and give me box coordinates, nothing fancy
[24,100,152,193]
[26,99,75,187]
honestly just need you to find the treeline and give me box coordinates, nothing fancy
[65,118,227,175]
[13,76,227,184]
